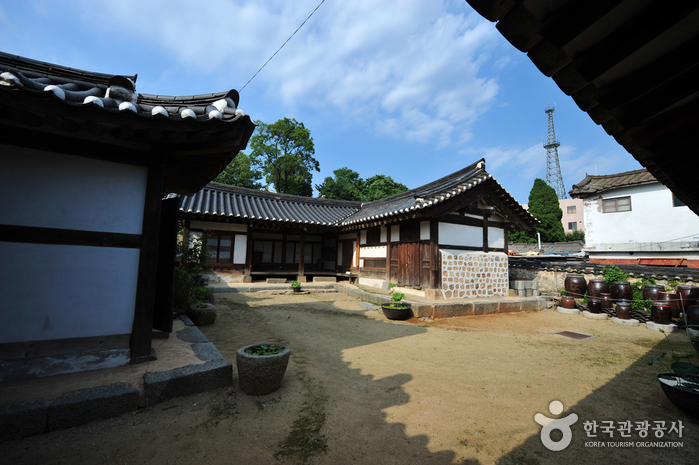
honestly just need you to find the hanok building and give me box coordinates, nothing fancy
[177,159,537,299]
[0,52,255,380]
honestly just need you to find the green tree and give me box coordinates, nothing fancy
[529,178,565,242]
[511,179,565,243]
[362,174,408,201]
[250,118,320,196]
[564,230,585,242]
[315,167,364,201]
[213,152,263,189]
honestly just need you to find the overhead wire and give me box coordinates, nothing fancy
[240,0,327,92]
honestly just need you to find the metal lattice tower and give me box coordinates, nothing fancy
[544,104,566,199]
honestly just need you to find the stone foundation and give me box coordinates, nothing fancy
[440,251,508,299]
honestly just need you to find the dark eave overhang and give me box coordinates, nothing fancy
[465,0,699,216]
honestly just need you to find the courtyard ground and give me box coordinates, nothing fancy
[2,291,697,464]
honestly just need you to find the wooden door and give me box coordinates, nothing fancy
[420,243,433,289]
[390,242,420,287]
[341,241,354,271]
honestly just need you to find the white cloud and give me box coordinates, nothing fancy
[70,0,505,147]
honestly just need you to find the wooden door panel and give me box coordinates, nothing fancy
[420,243,432,289]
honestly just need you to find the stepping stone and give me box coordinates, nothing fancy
[645,321,678,333]
[582,311,608,320]
[557,307,580,315]
[611,317,640,326]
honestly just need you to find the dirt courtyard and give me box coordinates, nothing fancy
[3,291,698,464]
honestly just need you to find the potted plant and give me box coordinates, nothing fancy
[187,285,216,325]
[648,328,699,418]
[290,280,301,293]
[236,343,291,396]
[381,284,412,320]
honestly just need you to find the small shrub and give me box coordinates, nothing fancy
[602,265,629,289]
[192,285,213,304]
[245,344,285,356]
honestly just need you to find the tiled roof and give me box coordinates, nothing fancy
[179,183,362,226]
[0,52,246,123]
[0,52,256,195]
[339,159,491,225]
[569,169,657,197]
[178,159,538,230]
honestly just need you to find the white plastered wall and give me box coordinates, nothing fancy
[583,183,699,258]
[439,222,482,247]
[0,148,147,344]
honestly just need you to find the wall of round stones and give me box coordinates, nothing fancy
[441,252,508,299]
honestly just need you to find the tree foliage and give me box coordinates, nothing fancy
[315,167,364,201]
[316,169,409,201]
[510,178,565,244]
[214,152,263,189]
[249,118,320,196]
[564,229,585,242]
[363,175,409,201]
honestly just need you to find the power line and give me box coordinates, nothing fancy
[240,0,327,92]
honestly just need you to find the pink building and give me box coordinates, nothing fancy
[559,198,584,233]
[521,198,584,234]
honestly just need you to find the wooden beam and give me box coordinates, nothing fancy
[0,224,141,248]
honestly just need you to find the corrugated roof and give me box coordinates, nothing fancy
[178,159,538,230]
[569,168,657,197]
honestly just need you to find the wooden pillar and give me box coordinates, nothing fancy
[182,219,191,249]
[298,230,306,281]
[130,161,165,361]
[281,230,288,269]
[504,227,509,255]
[431,220,440,289]
[483,213,490,253]
[152,197,177,334]
[245,227,253,281]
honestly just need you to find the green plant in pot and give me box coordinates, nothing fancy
[648,328,699,418]
[290,280,301,292]
[236,343,291,396]
[381,284,412,320]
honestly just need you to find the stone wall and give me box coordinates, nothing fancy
[441,251,508,299]
[509,266,698,296]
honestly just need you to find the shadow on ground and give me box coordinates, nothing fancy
[200,292,475,464]
[496,329,698,465]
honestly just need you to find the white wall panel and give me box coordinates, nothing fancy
[0,242,139,344]
[360,245,387,258]
[488,227,505,248]
[0,146,147,234]
[391,225,400,242]
[439,222,482,247]
[420,221,431,240]
[233,235,247,264]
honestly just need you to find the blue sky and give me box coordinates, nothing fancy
[1,0,643,204]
